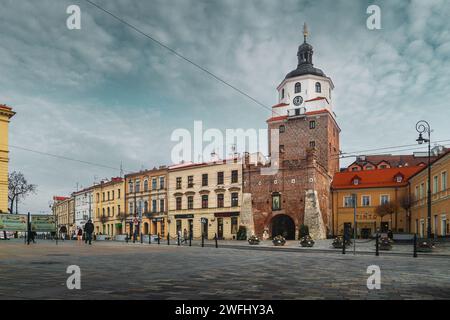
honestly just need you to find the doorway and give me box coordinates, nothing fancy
[188,219,193,239]
[217,218,223,239]
[201,218,208,239]
[271,215,295,240]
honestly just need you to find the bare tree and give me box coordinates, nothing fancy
[8,171,37,214]
[399,194,414,233]
[375,201,398,223]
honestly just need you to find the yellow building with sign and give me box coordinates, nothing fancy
[0,104,15,213]
[331,166,423,237]
[92,177,125,237]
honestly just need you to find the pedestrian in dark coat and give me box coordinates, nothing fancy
[84,220,95,245]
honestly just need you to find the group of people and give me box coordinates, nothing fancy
[57,219,95,245]
[178,228,191,244]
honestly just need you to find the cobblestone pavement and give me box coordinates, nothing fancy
[0,240,449,300]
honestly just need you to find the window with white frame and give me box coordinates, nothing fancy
[344,196,354,207]
[380,195,389,205]
[362,195,370,206]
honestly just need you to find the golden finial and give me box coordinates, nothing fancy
[303,23,309,43]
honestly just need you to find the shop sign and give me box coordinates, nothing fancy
[174,214,194,219]
[214,212,240,218]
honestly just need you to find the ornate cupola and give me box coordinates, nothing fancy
[285,23,326,79]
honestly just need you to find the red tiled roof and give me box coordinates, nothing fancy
[305,96,329,103]
[53,196,69,201]
[272,103,289,108]
[332,166,423,189]
[266,115,288,123]
[0,104,12,110]
[305,109,330,116]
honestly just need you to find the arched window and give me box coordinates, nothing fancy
[144,180,148,192]
[315,82,321,93]
[295,82,301,93]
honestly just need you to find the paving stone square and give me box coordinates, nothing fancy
[0,240,449,300]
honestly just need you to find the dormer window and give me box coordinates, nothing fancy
[295,82,301,93]
[351,175,362,186]
[395,173,404,183]
[315,82,321,93]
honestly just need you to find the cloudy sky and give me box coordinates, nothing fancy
[1,0,449,213]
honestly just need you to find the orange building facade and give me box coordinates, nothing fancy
[409,150,450,238]
[331,166,423,237]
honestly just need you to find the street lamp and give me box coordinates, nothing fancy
[415,120,432,239]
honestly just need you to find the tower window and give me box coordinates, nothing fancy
[309,120,316,129]
[309,141,316,148]
[281,88,285,99]
[279,125,285,133]
[315,82,321,93]
[295,82,301,93]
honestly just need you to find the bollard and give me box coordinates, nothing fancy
[177,234,180,246]
[375,234,379,256]
[189,234,192,247]
[413,234,418,258]
[167,233,170,246]
[126,234,128,243]
[149,234,151,245]
[342,237,346,254]
[201,233,204,247]
[140,233,143,244]
[158,233,160,245]
[215,233,218,248]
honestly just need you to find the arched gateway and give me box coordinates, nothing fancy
[271,215,296,240]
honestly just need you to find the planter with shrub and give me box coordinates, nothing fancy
[378,236,392,250]
[299,235,315,247]
[272,235,286,246]
[417,239,435,252]
[332,236,351,249]
[248,235,260,245]
[236,226,247,240]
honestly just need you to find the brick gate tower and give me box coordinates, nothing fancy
[242,24,340,240]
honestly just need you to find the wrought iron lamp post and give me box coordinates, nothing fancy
[415,120,432,239]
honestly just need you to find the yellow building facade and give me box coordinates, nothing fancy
[409,151,450,237]
[0,104,15,213]
[331,166,423,237]
[168,160,242,240]
[52,196,70,234]
[124,167,168,238]
[92,177,125,237]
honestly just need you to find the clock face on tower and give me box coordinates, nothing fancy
[293,95,303,106]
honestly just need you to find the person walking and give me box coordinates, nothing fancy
[77,228,83,242]
[84,219,94,245]
[183,228,188,244]
[60,226,67,241]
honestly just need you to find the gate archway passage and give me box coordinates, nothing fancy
[271,215,296,240]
